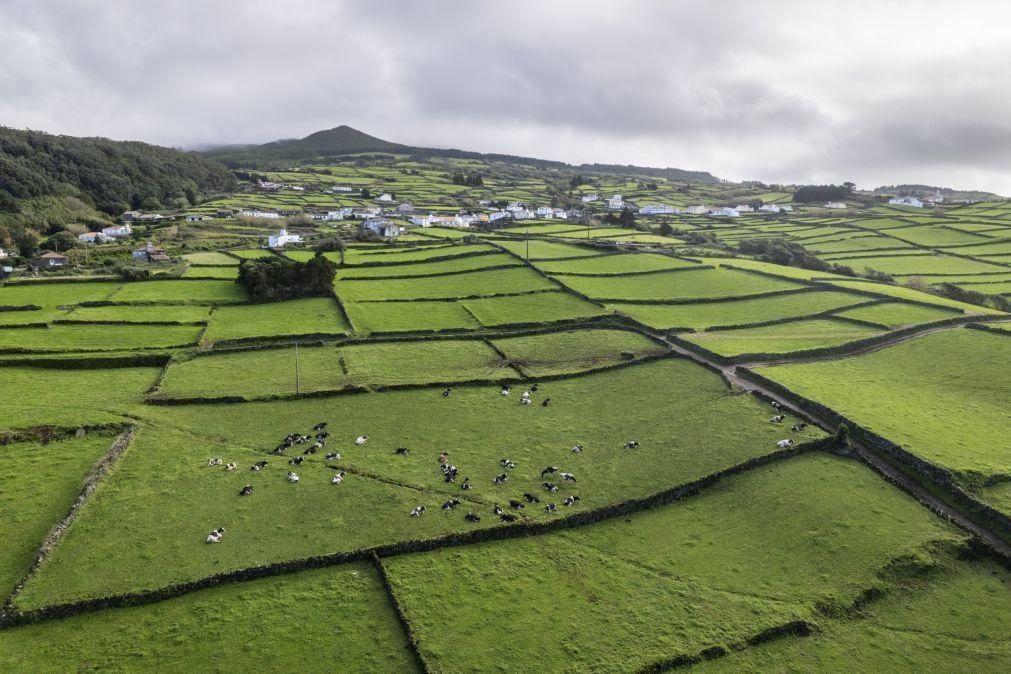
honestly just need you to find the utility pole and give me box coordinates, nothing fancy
[295,343,301,395]
[526,225,530,260]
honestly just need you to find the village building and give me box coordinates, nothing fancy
[511,209,536,220]
[103,224,133,238]
[375,193,394,202]
[34,251,69,268]
[734,204,754,213]
[685,205,709,215]
[707,207,740,218]
[397,202,415,213]
[183,214,209,222]
[267,228,302,249]
[638,205,680,215]
[824,201,848,209]
[0,247,9,259]
[889,196,924,208]
[489,210,510,222]
[329,185,354,193]
[581,193,599,203]
[239,209,281,219]
[78,231,112,244]
[216,209,234,218]
[363,218,401,238]
[120,210,141,223]
[132,241,170,263]
[607,195,625,209]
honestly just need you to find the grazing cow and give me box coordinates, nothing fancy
[464,513,481,522]
[499,459,516,469]
[776,439,794,449]
[521,391,531,399]
[563,495,581,506]
[543,482,559,493]
[771,401,782,411]
[395,447,410,455]
[541,466,559,477]
[560,472,576,483]
[442,388,452,398]
[304,446,318,455]
[545,503,557,513]
[542,399,551,407]
[225,462,237,471]
[289,456,304,466]
[501,386,511,396]
[410,505,426,517]
[509,499,525,509]
[316,431,330,440]
[571,444,584,453]
[272,445,288,455]
[623,440,640,449]
[523,492,541,504]
[355,435,369,446]
[494,504,504,516]
[442,499,461,511]
[294,435,309,445]
[331,471,346,485]
[531,384,539,392]
[520,398,532,406]
[287,471,300,483]
[792,423,808,432]
[207,457,223,467]
[500,513,518,522]
[769,415,785,423]
[325,452,340,460]
[251,461,268,471]
[239,485,254,496]
[206,527,225,544]
[460,478,471,490]
[494,473,509,485]
[313,422,328,431]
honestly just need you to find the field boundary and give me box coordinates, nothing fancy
[0,439,831,627]
[637,620,814,673]
[371,554,432,674]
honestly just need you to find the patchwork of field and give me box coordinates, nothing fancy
[2,218,1009,670]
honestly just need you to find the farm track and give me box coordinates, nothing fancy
[654,328,1011,560]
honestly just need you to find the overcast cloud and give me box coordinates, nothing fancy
[3,0,1011,192]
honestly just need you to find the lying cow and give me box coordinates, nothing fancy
[287,471,300,483]
[251,460,268,471]
[355,435,369,446]
[239,485,254,496]
[331,471,346,485]
[776,439,794,449]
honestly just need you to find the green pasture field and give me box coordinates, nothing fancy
[0,308,59,325]
[108,280,248,304]
[832,301,960,327]
[499,222,586,236]
[824,279,1004,314]
[156,338,509,399]
[599,232,683,244]
[180,251,240,266]
[181,265,239,279]
[0,323,203,353]
[0,365,160,429]
[0,434,115,597]
[461,290,608,326]
[412,226,473,239]
[491,328,667,376]
[60,304,211,323]
[384,453,962,673]
[534,252,698,275]
[760,328,1011,478]
[228,249,275,259]
[954,280,1011,295]
[344,300,479,333]
[336,252,519,278]
[693,554,1011,672]
[280,250,315,262]
[341,243,494,265]
[696,257,853,281]
[0,563,416,672]
[552,268,806,301]
[886,225,993,246]
[804,235,914,254]
[682,318,881,357]
[336,266,558,301]
[17,358,821,605]
[609,290,868,330]
[203,298,350,343]
[492,239,604,259]
[832,253,1007,276]
[893,272,1011,285]
[939,240,1011,256]
[0,281,121,308]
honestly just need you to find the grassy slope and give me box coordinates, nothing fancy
[832,301,959,328]
[203,297,350,342]
[491,328,667,376]
[337,266,557,301]
[0,323,203,352]
[552,268,805,301]
[682,318,881,357]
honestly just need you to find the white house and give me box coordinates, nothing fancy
[397,202,415,213]
[535,206,554,217]
[581,193,599,203]
[889,196,924,208]
[478,199,492,207]
[330,185,354,193]
[607,195,624,209]
[240,209,281,220]
[638,205,680,216]
[363,218,401,237]
[78,232,112,244]
[759,204,783,213]
[707,207,740,218]
[268,228,302,249]
[552,208,568,219]
[375,193,394,202]
[506,203,524,213]
[511,209,536,220]
[734,204,754,213]
[409,215,432,227]
[354,207,382,219]
[824,201,848,209]
[102,224,132,238]
[489,210,510,222]
[257,180,281,190]
[288,185,305,192]
[0,247,9,259]
[685,205,709,215]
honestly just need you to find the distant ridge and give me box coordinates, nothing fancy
[203,125,720,182]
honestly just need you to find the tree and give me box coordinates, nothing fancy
[617,207,636,229]
[658,222,674,236]
[361,188,371,199]
[315,237,347,265]
[45,230,79,252]
[237,256,338,302]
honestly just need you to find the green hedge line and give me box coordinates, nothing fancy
[51,319,207,326]
[637,620,814,673]
[208,330,351,349]
[2,276,118,286]
[737,368,1011,542]
[0,305,43,312]
[0,322,49,330]
[704,299,887,332]
[588,287,816,306]
[0,423,128,447]
[339,263,521,281]
[0,437,830,629]
[0,353,172,369]
[335,288,563,303]
[545,265,715,279]
[967,322,1011,337]
[371,555,431,673]
[343,248,502,269]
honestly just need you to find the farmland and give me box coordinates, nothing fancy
[1,163,1010,671]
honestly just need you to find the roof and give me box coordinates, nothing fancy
[39,251,68,259]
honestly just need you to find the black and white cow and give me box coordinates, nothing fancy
[239,485,254,496]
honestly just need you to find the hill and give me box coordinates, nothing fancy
[0,127,235,219]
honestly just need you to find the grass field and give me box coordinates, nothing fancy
[337,266,558,301]
[336,252,519,278]
[384,453,962,672]
[491,328,667,376]
[832,301,960,328]
[107,280,248,304]
[682,318,882,357]
[462,290,607,326]
[203,297,350,343]
[552,268,806,301]
[0,281,121,308]
[181,251,241,266]
[760,328,1011,478]
[181,265,240,279]
[345,300,480,333]
[493,239,605,259]
[61,304,211,323]
[0,323,203,352]
[609,289,868,330]
[825,279,1004,314]
[534,252,699,274]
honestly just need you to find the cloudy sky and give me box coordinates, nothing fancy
[3,0,1011,193]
